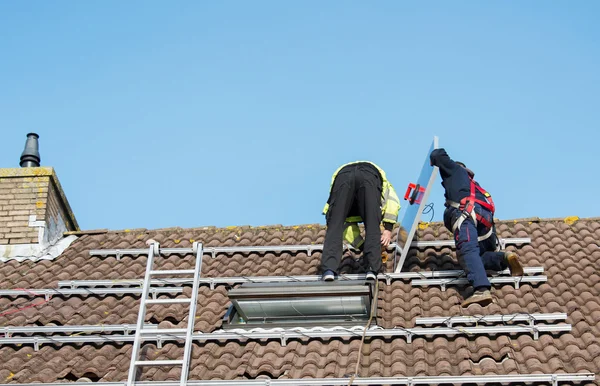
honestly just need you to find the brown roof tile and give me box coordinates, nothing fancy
[0,219,598,383]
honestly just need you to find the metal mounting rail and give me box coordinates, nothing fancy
[0,373,594,386]
[57,267,545,290]
[412,275,547,291]
[0,287,184,300]
[0,323,571,350]
[0,313,566,338]
[415,313,568,327]
[1,324,156,338]
[88,237,531,260]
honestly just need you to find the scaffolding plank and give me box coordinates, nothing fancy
[0,373,594,386]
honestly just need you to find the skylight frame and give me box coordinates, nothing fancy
[223,281,376,329]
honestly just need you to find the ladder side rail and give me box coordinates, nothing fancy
[180,242,203,386]
[127,244,157,386]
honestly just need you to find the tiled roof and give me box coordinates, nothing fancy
[0,218,598,384]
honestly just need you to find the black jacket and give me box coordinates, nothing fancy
[429,148,472,203]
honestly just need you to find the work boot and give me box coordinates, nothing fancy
[505,251,524,277]
[322,270,336,282]
[461,289,493,308]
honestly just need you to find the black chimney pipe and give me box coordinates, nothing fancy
[20,133,41,167]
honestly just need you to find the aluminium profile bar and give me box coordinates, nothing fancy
[0,323,571,350]
[88,237,531,260]
[411,275,547,291]
[57,267,545,289]
[1,324,156,338]
[213,324,572,344]
[58,273,420,289]
[0,287,183,300]
[415,313,568,327]
[413,237,532,248]
[0,373,594,386]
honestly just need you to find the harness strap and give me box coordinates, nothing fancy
[451,211,494,243]
[451,209,477,232]
[475,213,493,229]
[477,227,494,242]
[449,180,496,234]
[446,199,460,209]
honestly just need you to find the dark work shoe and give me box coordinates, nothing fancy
[365,271,377,281]
[322,270,335,281]
[461,289,493,308]
[505,251,524,277]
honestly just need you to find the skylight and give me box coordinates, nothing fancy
[223,281,375,329]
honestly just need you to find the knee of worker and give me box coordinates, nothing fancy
[478,233,497,253]
[457,237,479,258]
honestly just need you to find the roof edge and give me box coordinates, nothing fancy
[72,217,599,236]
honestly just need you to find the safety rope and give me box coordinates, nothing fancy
[348,278,379,385]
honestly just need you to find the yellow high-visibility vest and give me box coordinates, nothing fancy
[322,161,400,248]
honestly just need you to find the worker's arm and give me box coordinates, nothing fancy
[430,148,461,178]
[381,183,400,246]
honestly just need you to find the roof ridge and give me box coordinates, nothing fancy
[65,216,599,236]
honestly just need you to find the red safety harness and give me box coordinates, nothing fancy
[447,179,496,239]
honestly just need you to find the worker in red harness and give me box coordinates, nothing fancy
[430,148,524,307]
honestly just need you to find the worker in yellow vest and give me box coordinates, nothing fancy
[321,161,400,281]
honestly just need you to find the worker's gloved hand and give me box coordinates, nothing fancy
[380,230,392,247]
[430,148,447,166]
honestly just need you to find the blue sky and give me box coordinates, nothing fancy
[1,1,598,230]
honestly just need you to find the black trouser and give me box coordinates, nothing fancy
[321,163,383,274]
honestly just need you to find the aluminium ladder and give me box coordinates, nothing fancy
[127,241,203,386]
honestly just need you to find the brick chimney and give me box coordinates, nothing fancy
[0,133,79,261]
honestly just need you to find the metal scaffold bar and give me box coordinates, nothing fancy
[0,323,571,350]
[415,313,568,326]
[0,372,594,386]
[88,237,531,259]
[0,324,156,337]
[1,313,563,338]
[57,267,544,289]
[411,275,547,291]
[0,287,183,300]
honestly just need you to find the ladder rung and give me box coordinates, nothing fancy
[139,328,187,335]
[150,269,196,276]
[134,359,184,366]
[145,298,191,305]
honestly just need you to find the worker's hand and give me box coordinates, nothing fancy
[381,230,392,247]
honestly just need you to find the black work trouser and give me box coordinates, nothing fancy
[321,163,383,274]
